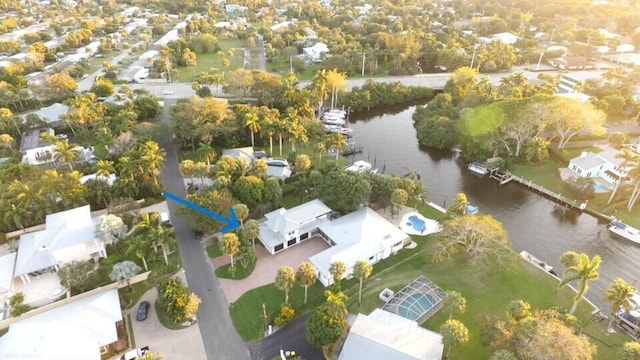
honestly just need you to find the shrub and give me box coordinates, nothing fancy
[9,292,31,317]
[274,305,295,327]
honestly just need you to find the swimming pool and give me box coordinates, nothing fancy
[407,215,426,233]
[594,183,607,192]
[397,293,437,321]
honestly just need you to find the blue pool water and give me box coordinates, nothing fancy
[594,183,607,191]
[407,215,426,233]
[397,293,436,321]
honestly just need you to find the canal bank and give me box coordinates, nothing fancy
[348,104,640,309]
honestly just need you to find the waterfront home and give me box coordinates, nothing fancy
[258,199,410,287]
[567,147,631,185]
[339,309,443,360]
[303,42,329,63]
[222,146,292,180]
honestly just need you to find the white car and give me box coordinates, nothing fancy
[162,90,174,95]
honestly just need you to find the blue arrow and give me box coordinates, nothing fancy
[164,191,240,233]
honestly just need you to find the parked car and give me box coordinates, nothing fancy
[120,346,149,360]
[162,90,174,95]
[136,301,150,321]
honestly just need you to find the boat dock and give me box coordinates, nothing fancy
[488,169,614,222]
[342,144,363,156]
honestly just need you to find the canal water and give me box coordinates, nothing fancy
[348,104,640,309]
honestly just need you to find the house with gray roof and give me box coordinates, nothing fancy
[339,309,443,360]
[568,147,630,184]
[26,103,69,124]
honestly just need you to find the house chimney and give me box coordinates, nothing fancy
[580,151,588,158]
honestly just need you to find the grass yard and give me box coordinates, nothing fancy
[176,39,247,82]
[215,260,256,280]
[206,243,223,258]
[510,160,566,194]
[229,202,630,358]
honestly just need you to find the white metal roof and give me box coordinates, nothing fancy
[0,288,122,360]
[0,252,16,293]
[264,199,332,235]
[338,309,443,360]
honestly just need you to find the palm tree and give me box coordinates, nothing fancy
[314,141,327,165]
[152,225,175,265]
[608,149,640,204]
[353,260,373,305]
[245,111,261,148]
[192,161,210,186]
[96,160,115,178]
[243,219,261,250]
[296,262,317,304]
[627,166,640,211]
[138,141,166,185]
[311,69,329,117]
[605,278,637,331]
[443,291,467,319]
[275,266,296,305]
[441,319,469,359]
[558,252,601,315]
[196,142,216,166]
[117,156,138,180]
[231,203,249,228]
[4,204,28,230]
[179,160,195,184]
[109,260,141,291]
[126,235,151,271]
[222,233,240,269]
[54,140,79,170]
[327,133,347,160]
[324,289,348,318]
[329,260,347,287]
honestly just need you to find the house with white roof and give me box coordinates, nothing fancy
[311,207,409,286]
[26,103,69,124]
[222,146,292,180]
[303,42,329,63]
[339,308,443,360]
[0,288,123,360]
[260,199,332,254]
[258,199,410,286]
[13,205,107,284]
[568,147,631,185]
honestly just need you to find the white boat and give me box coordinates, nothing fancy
[609,220,640,244]
[324,124,353,135]
[344,160,377,174]
[520,251,558,277]
[321,109,347,125]
[468,162,489,176]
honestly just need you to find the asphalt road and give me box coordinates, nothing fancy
[158,99,250,360]
[248,313,324,360]
[127,66,607,100]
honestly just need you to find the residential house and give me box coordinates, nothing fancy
[548,56,595,70]
[568,147,630,184]
[310,207,410,286]
[13,205,107,284]
[339,309,444,360]
[222,147,292,180]
[26,103,69,124]
[258,199,410,287]
[19,128,57,166]
[491,32,519,45]
[303,42,329,63]
[0,288,123,360]
[259,199,332,254]
[80,173,117,186]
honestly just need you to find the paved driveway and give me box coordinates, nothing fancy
[126,284,206,360]
[215,237,331,303]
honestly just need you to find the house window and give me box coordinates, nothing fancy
[300,232,309,241]
[287,238,296,246]
[393,241,402,248]
[274,244,284,252]
[369,256,374,261]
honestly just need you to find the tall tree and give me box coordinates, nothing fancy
[558,252,601,315]
[353,260,373,305]
[329,260,347,287]
[441,319,469,359]
[296,262,317,304]
[222,233,240,269]
[53,140,79,170]
[243,219,260,250]
[605,278,637,331]
[325,69,347,109]
[608,149,639,204]
[109,260,141,291]
[244,111,261,148]
[275,265,296,305]
[443,291,467,320]
[436,215,511,265]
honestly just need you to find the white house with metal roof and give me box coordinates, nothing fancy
[311,207,409,286]
[259,199,332,254]
[303,42,329,63]
[568,147,630,185]
[0,288,122,360]
[339,309,443,360]
[14,205,106,284]
[258,199,410,286]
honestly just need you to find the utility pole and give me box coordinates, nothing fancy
[536,51,544,71]
[361,52,366,77]
[289,56,293,73]
[470,46,477,69]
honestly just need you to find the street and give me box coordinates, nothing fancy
[248,314,323,360]
[158,99,250,360]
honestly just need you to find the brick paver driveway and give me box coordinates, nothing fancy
[214,237,331,303]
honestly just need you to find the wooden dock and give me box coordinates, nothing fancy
[341,144,363,156]
[488,169,615,222]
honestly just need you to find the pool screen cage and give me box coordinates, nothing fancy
[382,275,446,324]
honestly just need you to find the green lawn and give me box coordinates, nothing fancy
[215,260,256,280]
[206,243,223,258]
[176,39,247,82]
[229,202,630,358]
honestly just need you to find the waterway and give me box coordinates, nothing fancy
[348,104,640,309]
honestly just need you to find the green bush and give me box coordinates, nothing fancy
[274,305,295,327]
[102,254,123,265]
[548,147,569,164]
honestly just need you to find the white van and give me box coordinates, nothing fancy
[120,346,149,360]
